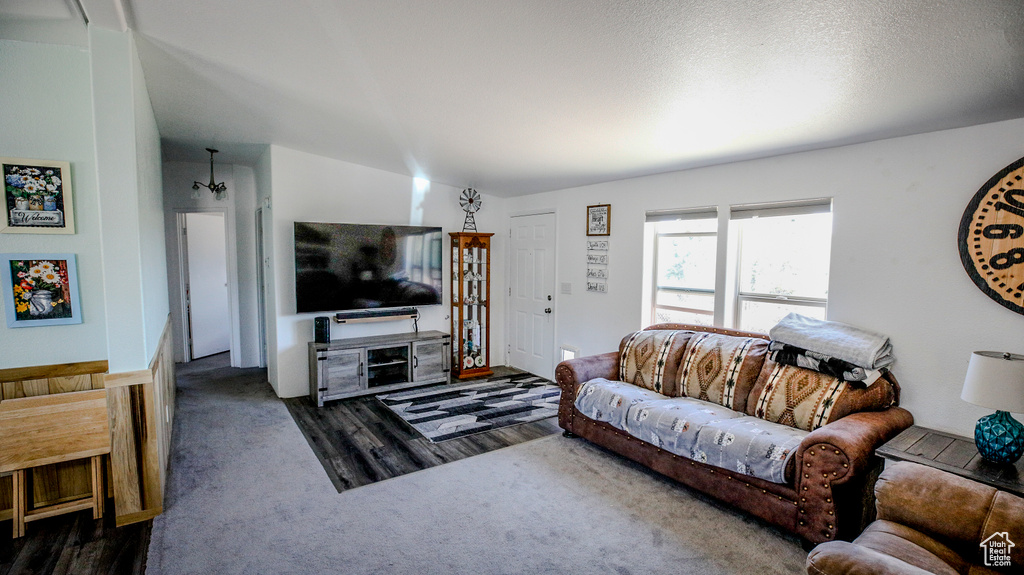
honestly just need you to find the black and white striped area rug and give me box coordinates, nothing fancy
[377,373,560,442]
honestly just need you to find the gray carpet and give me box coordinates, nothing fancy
[147,355,807,575]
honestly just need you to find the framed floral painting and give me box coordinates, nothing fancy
[1,158,76,234]
[1,254,82,327]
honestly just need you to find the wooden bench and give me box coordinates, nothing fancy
[1,324,176,533]
[0,388,111,538]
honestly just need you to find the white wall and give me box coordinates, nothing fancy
[506,118,1024,437]
[0,32,167,373]
[162,160,260,367]
[91,28,146,373]
[0,39,109,368]
[265,145,506,397]
[133,33,169,361]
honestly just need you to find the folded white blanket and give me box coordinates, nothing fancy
[768,313,894,370]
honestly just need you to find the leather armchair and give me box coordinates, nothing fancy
[807,460,1024,574]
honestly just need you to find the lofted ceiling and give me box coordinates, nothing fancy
[4,1,1024,196]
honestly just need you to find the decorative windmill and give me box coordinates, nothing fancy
[459,187,482,232]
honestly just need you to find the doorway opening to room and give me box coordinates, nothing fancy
[178,211,231,361]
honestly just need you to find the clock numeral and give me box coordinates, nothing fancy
[1005,189,1024,209]
[983,223,1024,240]
[995,201,1024,218]
[989,247,1024,270]
[994,189,1024,219]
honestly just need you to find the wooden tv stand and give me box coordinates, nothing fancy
[308,330,451,407]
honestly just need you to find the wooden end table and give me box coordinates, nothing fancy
[877,425,1024,497]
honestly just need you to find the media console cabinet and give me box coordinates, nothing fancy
[308,330,451,406]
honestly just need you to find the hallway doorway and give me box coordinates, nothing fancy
[180,212,231,360]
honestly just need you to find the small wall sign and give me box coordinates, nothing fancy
[585,235,609,293]
[958,155,1024,315]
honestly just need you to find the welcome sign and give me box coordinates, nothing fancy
[9,210,64,227]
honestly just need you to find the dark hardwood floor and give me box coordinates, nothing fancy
[284,366,562,492]
[0,499,150,575]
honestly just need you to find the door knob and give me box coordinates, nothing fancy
[544,308,552,314]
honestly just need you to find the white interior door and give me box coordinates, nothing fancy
[509,212,556,377]
[186,212,231,359]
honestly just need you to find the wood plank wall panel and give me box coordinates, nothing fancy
[140,371,163,511]
[52,461,94,505]
[150,327,175,502]
[106,318,174,526]
[0,360,109,384]
[48,374,92,394]
[106,386,143,517]
[2,379,50,399]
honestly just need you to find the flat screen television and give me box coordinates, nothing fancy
[294,222,444,313]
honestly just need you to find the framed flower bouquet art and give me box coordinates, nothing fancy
[1,254,82,328]
[2,157,76,234]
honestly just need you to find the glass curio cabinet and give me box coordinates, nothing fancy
[450,232,494,379]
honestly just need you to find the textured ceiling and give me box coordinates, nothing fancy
[6,1,1024,196]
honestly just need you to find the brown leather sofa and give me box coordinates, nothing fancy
[807,461,1024,574]
[555,324,914,545]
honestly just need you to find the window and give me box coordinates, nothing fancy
[644,200,832,334]
[731,204,832,332]
[646,208,718,326]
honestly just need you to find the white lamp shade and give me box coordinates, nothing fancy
[961,351,1024,413]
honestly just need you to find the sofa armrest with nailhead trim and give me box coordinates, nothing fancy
[555,351,618,431]
[795,408,915,542]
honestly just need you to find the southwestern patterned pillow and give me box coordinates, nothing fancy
[676,333,769,412]
[747,361,897,431]
[750,363,844,431]
[618,330,692,394]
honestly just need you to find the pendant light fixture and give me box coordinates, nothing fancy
[192,148,228,200]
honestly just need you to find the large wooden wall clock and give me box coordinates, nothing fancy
[959,155,1024,315]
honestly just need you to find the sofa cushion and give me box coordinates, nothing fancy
[574,378,667,429]
[622,396,743,458]
[677,332,769,412]
[691,415,806,484]
[749,360,897,431]
[618,329,692,394]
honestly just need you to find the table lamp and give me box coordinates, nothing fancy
[960,351,1024,464]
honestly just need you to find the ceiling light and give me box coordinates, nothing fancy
[192,148,228,200]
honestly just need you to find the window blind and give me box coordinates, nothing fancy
[645,206,718,223]
[729,198,831,220]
